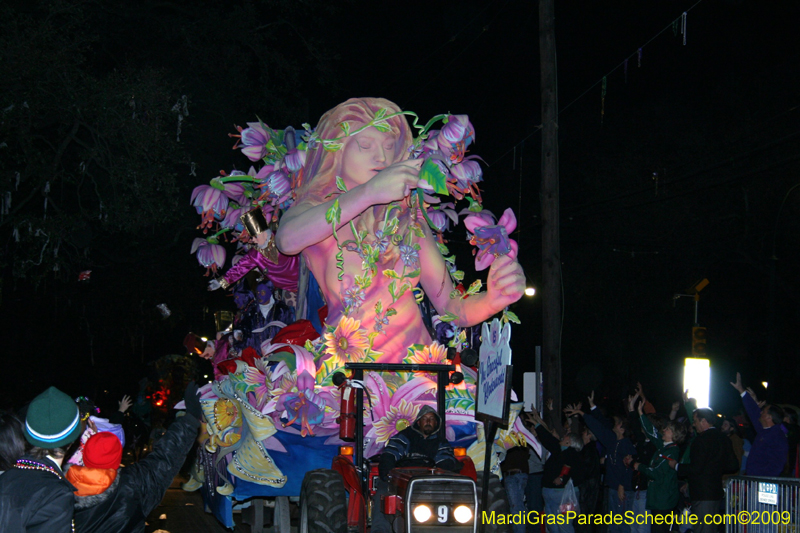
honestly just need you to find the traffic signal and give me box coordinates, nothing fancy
[692,327,707,356]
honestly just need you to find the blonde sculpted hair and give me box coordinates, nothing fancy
[295,98,417,266]
[295,97,413,207]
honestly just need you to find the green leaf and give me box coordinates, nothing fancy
[466,280,483,296]
[466,196,483,212]
[374,300,383,315]
[419,158,449,195]
[388,280,397,300]
[339,121,351,137]
[503,310,521,325]
[209,177,225,191]
[325,199,341,225]
[396,281,412,299]
[335,176,348,192]
[439,312,460,323]
[383,269,400,279]
[323,141,343,152]
[404,269,420,279]
[437,242,450,256]
[375,108,388,119]
[385,308,398,317]
[452,270,465,282]
[317,356,346,386]
[373,120,391,132]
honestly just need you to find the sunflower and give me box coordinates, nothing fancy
[372,399,421,444]
[323,316,369,362]
[407,342,448,367]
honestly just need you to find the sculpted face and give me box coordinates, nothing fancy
[341,129,398,188]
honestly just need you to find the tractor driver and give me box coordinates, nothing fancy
[372,405,461,532]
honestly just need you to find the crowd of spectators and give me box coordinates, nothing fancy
[511,372,798,533]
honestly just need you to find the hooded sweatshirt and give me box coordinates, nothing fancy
[378,405,459,480]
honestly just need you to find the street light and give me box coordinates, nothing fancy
[684,358,710,408]
[525,287,536,297]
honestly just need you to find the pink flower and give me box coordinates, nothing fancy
[463,208,518,271]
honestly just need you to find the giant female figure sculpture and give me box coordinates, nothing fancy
[276,98,526,362]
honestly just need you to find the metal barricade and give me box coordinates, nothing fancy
[725,476,800,533]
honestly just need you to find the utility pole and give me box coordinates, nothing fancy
[539,0,561,414]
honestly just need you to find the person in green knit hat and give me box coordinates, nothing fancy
[631,401,686,533]
[0,386,83,532]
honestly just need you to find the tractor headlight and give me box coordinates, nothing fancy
[453,505,473,524]
[413,504,432,523]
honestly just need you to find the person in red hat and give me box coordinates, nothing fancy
[66,432,123,496]
[71,382,203,533]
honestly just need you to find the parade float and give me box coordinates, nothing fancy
[186,98,540,529]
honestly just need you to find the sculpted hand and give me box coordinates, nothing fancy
[363,159,424,205]
[485,255,525,309]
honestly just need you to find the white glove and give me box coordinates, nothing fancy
[208,279,221,291]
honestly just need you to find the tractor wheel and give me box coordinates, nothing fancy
[299,469,347,533]
[476,472,512,533]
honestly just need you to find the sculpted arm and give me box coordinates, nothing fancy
[276,159,424,255]
[418,225,525,327]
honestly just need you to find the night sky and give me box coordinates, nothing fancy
[1,0,798,418]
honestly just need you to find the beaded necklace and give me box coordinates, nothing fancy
[13,459,76,532]
[14,458,63,477]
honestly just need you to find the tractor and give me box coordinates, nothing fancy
[299,362,511,533]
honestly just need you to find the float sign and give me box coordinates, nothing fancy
[476,319,512,425]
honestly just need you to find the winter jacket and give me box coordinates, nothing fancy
[741,392,788,476]
[378,406,458,481]
[0,455,76,533]
[635,414,680,511]
[583,408,637,491]
[536,424,586,489]
[72,412,200,533]
[676,427,738,501]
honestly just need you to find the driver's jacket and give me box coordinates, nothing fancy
[378,406,459,480]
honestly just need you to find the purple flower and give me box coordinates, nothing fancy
[426,203,458,233]
[464,208,518,271]
[222,176,250,206]
[240,122,270,162]
[220,206,248,231]
[267,169,291,198]
[374,230,390,254]
[399,244,420,270]
[449,160,483,189]
[191,185,229,218]
[191,238,226,273]
[283,148,307,173]
[343,286,365,310]
[440,115,475,147]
